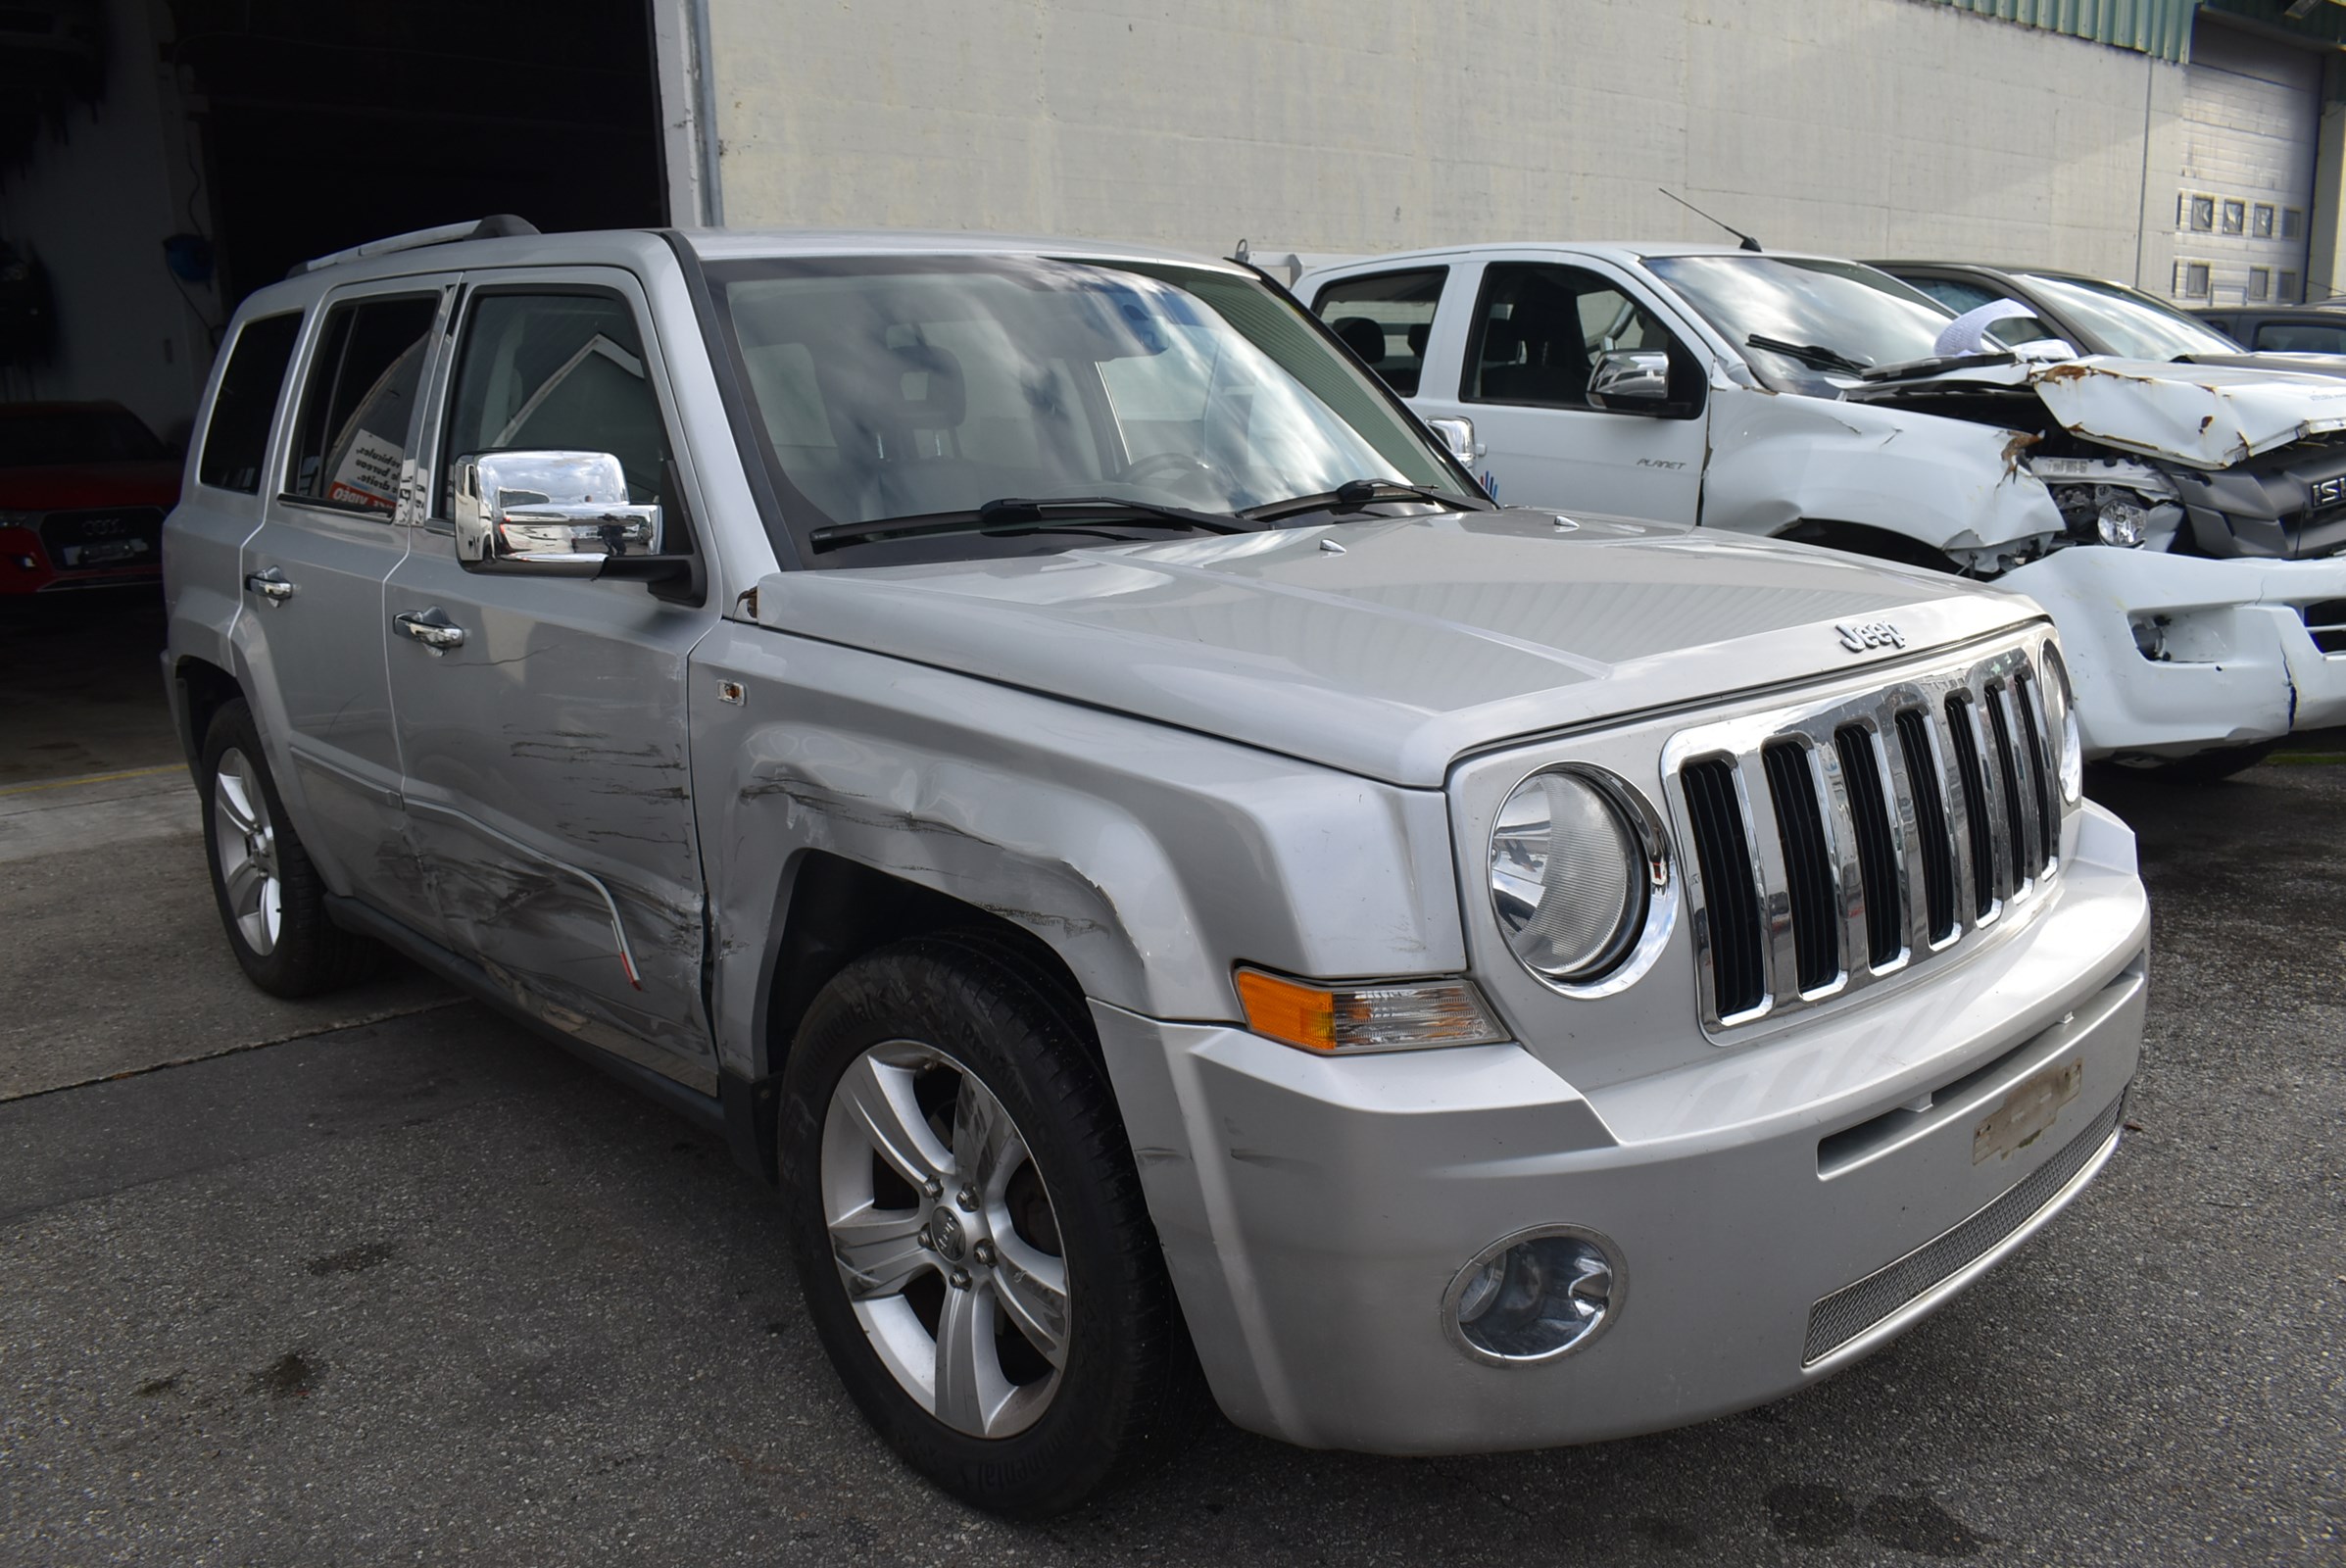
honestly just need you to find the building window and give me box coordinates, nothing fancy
[2251,268,2272,301]
[2283,208,2304,240]
[2179,262,2212,297]
[2254,204,2275,238]
[2188,194,2217,232]
[2280,270,2300,302]
[2223,200,2246,235]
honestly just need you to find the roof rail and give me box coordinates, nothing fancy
[286,215,540,278]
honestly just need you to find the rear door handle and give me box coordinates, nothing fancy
[393,607,467,655]
[243,566,295,605]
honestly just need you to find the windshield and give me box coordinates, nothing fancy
[0,407,167,468]
[1643,255,1960,392]
[2012,272,2244,361]
[704,255,1475,564]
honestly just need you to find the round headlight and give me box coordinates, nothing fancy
[2045,644,2083,804]
[1490,769,1649,984]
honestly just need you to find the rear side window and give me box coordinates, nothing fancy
[1312,268,1446,396]
[286,295,439,514]
[198,312,302,493]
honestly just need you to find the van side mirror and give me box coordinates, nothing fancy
[1424,416,1481,468]
[1585,351,1673,412]
[452,451,669,577]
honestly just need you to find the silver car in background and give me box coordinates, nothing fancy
[163,221,2149,1514]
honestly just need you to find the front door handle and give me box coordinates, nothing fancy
[244,566,295,605]
[393,607,467,655]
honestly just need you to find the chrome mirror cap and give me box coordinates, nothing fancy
[1586,351,1672,411]
[452,450,662,575]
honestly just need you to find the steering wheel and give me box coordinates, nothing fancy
[1118,451,1217,486]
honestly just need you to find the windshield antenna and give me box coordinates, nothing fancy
[1658,188,1762,252]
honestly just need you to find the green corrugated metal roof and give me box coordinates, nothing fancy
[1934,0,2200,61]
[1932,0,2200,62]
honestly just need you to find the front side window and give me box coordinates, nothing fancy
[1463,264,1679,408]
[286,295,438,514]
[440,291,673,514]
[705,255,1472,564]
[199,312,302,493]
[1312,268,1446,396]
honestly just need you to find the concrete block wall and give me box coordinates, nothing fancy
[696,0,2177,283]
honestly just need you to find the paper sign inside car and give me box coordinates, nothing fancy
[1973,1058,2082,1164]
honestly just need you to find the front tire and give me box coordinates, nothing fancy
[197,698,379,997]
[777,933,1199,1516]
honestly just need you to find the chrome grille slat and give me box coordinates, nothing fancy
[1669,638,2065,1034]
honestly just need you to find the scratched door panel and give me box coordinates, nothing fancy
[383,272,717,1090]
[236,281,448,921]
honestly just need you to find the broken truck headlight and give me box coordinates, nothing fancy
[2048,482,2154,547]
[1489,766,1671,992]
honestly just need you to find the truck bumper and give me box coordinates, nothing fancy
[1999,547,2346,759]
[1096,803,2149,1454]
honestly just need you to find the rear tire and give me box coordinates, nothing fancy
[777,932,1202,1517]
[197,698,380,997]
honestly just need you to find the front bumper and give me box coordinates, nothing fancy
[1999,546,2346,759]
[1096,804,2148,1454]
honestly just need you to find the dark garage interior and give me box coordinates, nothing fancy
[168,0,668,307]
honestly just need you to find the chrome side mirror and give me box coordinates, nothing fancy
[453,451,662,576]
[1424,416,1481,468]
[1586,351,1672,412]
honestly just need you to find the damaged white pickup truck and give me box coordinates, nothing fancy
[1299,245,2346,776]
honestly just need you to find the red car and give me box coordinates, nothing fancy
[0,401,180,592]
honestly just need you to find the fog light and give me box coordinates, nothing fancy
[1442,1226,1623,1364]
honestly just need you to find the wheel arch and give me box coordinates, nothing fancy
[171,654,245,768]
[725,850,1097,1186]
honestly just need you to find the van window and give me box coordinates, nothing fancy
[286,295,439,514]
[1312,269,1446,396]
[1463,264,1677,408]
[199,313,302,493]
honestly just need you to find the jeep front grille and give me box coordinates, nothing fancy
[1670,640,2063,1032]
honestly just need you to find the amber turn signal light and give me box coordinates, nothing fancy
[1235,967,1508,1054]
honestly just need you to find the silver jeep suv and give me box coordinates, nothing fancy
[163,219,2150,1515]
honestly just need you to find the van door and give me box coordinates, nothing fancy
[236,279,451,929]
[1410,259,1710,520]
[383,270,717,1090]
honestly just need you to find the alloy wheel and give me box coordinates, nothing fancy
[819,1039,1070,1438]
[210,746,283,956]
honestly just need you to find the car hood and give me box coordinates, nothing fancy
[0,461,181,510]
[1848,354,2346,469]
[753,511,2036,787]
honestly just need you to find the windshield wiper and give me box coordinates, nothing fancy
[1243,477,1492,523]
[1746,334,1873,375]
[808,495,1250,554]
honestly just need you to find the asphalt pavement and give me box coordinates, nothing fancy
[2,595,2340,1565]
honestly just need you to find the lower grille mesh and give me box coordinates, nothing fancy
[1802,1093,2124,1364]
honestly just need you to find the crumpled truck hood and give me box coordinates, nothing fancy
[1851,354,2346,469]
[752,512,2037,787]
